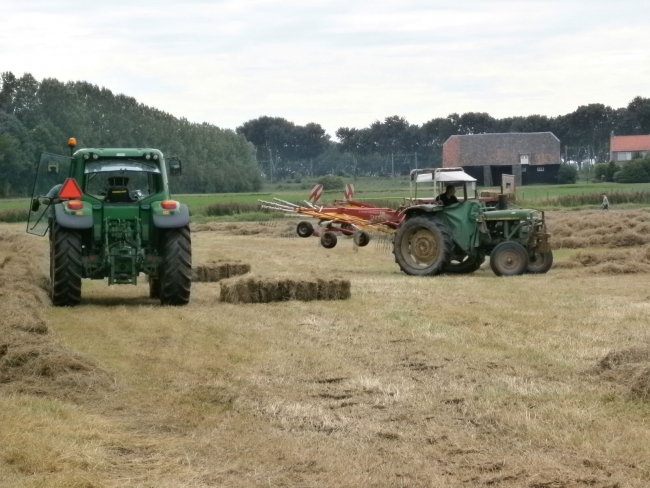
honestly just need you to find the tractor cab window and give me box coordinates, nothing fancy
[84,160,161,203]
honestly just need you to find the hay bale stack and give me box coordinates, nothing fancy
[220,277,351,303]
[192,260,251,282]
[594,347,650,402]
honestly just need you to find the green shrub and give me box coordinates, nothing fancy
[616,157,650,183]
[317,175,345,190]
[556,164,578,184]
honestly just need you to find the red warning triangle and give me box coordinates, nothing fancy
[59,178,83,199]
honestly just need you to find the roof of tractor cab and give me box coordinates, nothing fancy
[74,148,163,158]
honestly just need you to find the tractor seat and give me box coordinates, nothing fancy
[105,187,134,203]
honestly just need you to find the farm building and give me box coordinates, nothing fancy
[609,134,650,162]
[442,132,561,186]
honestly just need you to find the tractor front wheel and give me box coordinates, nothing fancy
[393,215,452,276]
[160,226,192,306]
[527,250,553,274]
[490,242,528,276]
[50,224,82,306]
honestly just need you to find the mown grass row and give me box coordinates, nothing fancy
[524,190,650,208]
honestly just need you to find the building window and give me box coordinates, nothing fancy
[521,167,527,172]
[617,152,632,161]
[520,154,530,165]
[537,167,544,172]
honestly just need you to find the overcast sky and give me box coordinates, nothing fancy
[1,0,649,137]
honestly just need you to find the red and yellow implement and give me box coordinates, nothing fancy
[259,198,403,249]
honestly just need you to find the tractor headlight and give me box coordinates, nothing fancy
[92,153,99,160]
[152,154,159,161]
[83,154,90,160]
[145,153,151,160]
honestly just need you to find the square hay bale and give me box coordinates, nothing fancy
[192,260,251,282]
[220,277,351,304]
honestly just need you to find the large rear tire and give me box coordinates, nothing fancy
[50,224,82,306]
[527,250,553,274]
[160,226,192,306]
[393,215,452,276]
[490,241,528,276]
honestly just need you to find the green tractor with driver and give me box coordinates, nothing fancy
[27,138,191,306]
[393,168,552,276]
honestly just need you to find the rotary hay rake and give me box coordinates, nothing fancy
[259,198,402,250]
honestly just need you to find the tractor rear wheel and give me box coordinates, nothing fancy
[50,224,82,306]
[160,226,192,306]
[490,242,528,276]
[527,250,553,274]
[445,253,485,274]
[393,215,452,276]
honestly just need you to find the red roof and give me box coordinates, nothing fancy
[611,135,650,152]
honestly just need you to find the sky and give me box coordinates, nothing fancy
[1,0,649,138]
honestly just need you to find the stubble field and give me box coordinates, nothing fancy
[2,209,650,487]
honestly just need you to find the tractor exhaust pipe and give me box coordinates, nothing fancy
[497,194,508,210]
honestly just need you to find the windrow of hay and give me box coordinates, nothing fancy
[192,260,251,282]
[0,229,114,401]
[546,209,650,249]
[593,347,650,401]
[553,247,650,274]
[192,220,297,238]
[220,276,351,303]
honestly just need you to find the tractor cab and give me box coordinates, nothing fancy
[409,167,477,204]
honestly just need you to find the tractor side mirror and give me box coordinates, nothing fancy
[31,199,40,212]
[48,162,59,174]
[167,158,182,176]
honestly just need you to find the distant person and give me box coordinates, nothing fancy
[601,192,609,210]
[436,185,459,206]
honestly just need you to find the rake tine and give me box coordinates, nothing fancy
[273,198,300,208]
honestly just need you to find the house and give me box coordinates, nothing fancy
[442,132,561,186]
[610,134,650,162]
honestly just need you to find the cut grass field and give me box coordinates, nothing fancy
[2,209,650,487]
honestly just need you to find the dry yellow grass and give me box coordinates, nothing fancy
[2,214,650,487]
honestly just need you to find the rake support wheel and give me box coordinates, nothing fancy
[160,226,192,305]
[321,231,338,249]
[50,224,82,306]
[353,230,371,247]
[297,221,314,238]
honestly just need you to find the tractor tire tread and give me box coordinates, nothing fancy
[160,226,192,306]
[50,225,82,306]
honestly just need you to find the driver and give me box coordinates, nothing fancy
[104,176,133,202]
[436,185,459,206]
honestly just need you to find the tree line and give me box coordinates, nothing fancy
[0,72,261,197]
[238,100,650,181]
[1,71,649,197]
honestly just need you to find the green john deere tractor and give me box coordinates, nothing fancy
[393,168,552,276]
[27,138,191,306]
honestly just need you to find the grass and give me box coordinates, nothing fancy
[2,177,649,221]
[2,214,650,486]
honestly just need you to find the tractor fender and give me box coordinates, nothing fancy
[53,203,93,229]
[153,203,190,229]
